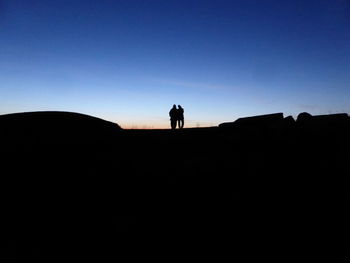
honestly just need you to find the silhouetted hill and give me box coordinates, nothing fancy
[1,111,349,262]
[0,111,122,145]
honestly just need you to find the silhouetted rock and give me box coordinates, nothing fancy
[284,115,295,123]
[279,116,296,131]
[296,112,349,128]
[0,111,122,144]
[312,113,349,126]
[219,113,284,129]
[296,112,312,123]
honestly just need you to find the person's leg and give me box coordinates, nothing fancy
[180,119,184,129]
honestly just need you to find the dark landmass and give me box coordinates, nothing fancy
[1,111,349,262]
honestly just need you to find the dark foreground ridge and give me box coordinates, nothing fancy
[1,111,349,262]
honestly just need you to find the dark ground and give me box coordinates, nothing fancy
[0,112,349,262]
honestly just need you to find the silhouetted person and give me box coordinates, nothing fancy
[177,105,184,129]
[169,104,177,129]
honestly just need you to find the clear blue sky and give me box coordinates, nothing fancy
[1,0,349,128]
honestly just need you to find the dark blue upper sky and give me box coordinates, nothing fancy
[1,0,349,128]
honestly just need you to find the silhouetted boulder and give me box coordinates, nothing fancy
[284,115,296,124]
[312,113,349,125]
[296,112,312,123]
[0,111,122,144]
[279,115,296,131]
[296,112,349,128]
[219,113,284,129]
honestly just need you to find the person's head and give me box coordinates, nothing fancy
[178,105,182,109]
[173,104,176,108]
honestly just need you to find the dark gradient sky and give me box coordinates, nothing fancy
[1,0,349,128]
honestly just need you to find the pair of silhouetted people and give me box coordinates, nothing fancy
[169,104,184,129]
